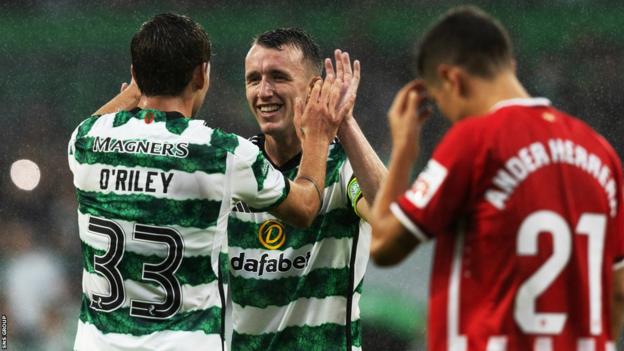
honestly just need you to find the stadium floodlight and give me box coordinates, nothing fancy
[10,159,41,191]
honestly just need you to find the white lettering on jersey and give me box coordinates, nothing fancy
[93,137,190,158]
[534,337,553,351]
[485,336,507,351]
[485,139,618,217]
[406,159,448,209]
[577,338,595,351]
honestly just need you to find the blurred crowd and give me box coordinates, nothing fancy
[1,1,623,350]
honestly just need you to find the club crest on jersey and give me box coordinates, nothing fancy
[407,159,448,208]
[258,219,286,250]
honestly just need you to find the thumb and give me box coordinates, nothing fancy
[120,82,129,93]
[294,97,303,126]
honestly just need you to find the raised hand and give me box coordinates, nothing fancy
[323,49,360,124]
[332,49,360,120]
[294,68,355,144]
[387,80,432,158]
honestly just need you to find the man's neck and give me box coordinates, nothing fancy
[138,94,193,118]
[263,130,302,168]
[461,71,530,120]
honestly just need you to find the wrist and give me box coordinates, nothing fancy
[337,116,357,138]
[123,85,141,102]
[301,136,331,153]
[302,129,334,146]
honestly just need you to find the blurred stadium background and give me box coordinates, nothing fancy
[1,1,623,350]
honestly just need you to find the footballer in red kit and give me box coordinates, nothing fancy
[370,6,624,351]
[396,98,624,350]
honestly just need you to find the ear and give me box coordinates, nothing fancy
[438,64,469,98]
[192,62,210,91]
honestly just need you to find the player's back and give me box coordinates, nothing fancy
[426,99,623,351]
[68,109,252,351]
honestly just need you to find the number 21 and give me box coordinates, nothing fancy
[514,211,606,335]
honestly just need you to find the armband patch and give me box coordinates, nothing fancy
[347,177,364,218]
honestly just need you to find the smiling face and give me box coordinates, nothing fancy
[245,44,317,137]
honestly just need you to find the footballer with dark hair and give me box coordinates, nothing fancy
[371,6,624,351]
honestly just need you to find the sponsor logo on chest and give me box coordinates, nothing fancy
[230,219,312,277]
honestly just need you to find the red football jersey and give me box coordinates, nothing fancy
[392,98,624,351]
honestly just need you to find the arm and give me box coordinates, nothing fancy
[338,118,386,221]
[270,68,354,227]
[92,78,140,116]
[612,265,624,339]
[333,50,387,213]
[370,80,431,265]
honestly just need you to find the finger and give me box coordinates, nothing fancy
[329,79,342,117]
[294,97,303,120]
[342,52,352,81]
[294,97,304,130]
[320,59,335,104]
[294,97,306,139]
[334,49,344,82]
[388,82,415,118]
[388,80,421,118]
[309,79,322,104]
[348,59,361,96]
[404,90,419,121]
[324,57,335,81]
[120,82,129,93]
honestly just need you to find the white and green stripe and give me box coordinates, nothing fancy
[228,140,370,351]
[69,109,289,350]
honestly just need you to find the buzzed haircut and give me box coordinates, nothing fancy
[131,13,212,96]
[253,28,323,74]
[416,6,514,82]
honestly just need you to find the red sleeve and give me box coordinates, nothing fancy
[610,150,624,268]
[391,121,478,241]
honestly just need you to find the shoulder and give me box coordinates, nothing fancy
[557,110,622,168]
[70,113,116,140]
[202,128,262,165]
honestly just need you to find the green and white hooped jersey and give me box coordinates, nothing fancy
[67,109,289,351]
[228,135,371,351]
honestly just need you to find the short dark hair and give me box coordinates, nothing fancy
[253,28,322,74]
[416,6,513,82]
[131,13,211,96]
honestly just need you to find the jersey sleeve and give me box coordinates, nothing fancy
[67,125,80,174]
[610,151,624,269]
[229,137,290,211]
[390,122,477,242]
[67,117,97,175]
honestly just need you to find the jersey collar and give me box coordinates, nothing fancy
[490,97,551,112]
[251,134,302,172]
[129,107,187,120]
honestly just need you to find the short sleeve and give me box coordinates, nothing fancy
[391,123,476,242]
[68,117,97,174]
[610,153,624,269]
[67,126,80,174]
[229,138,290,211]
